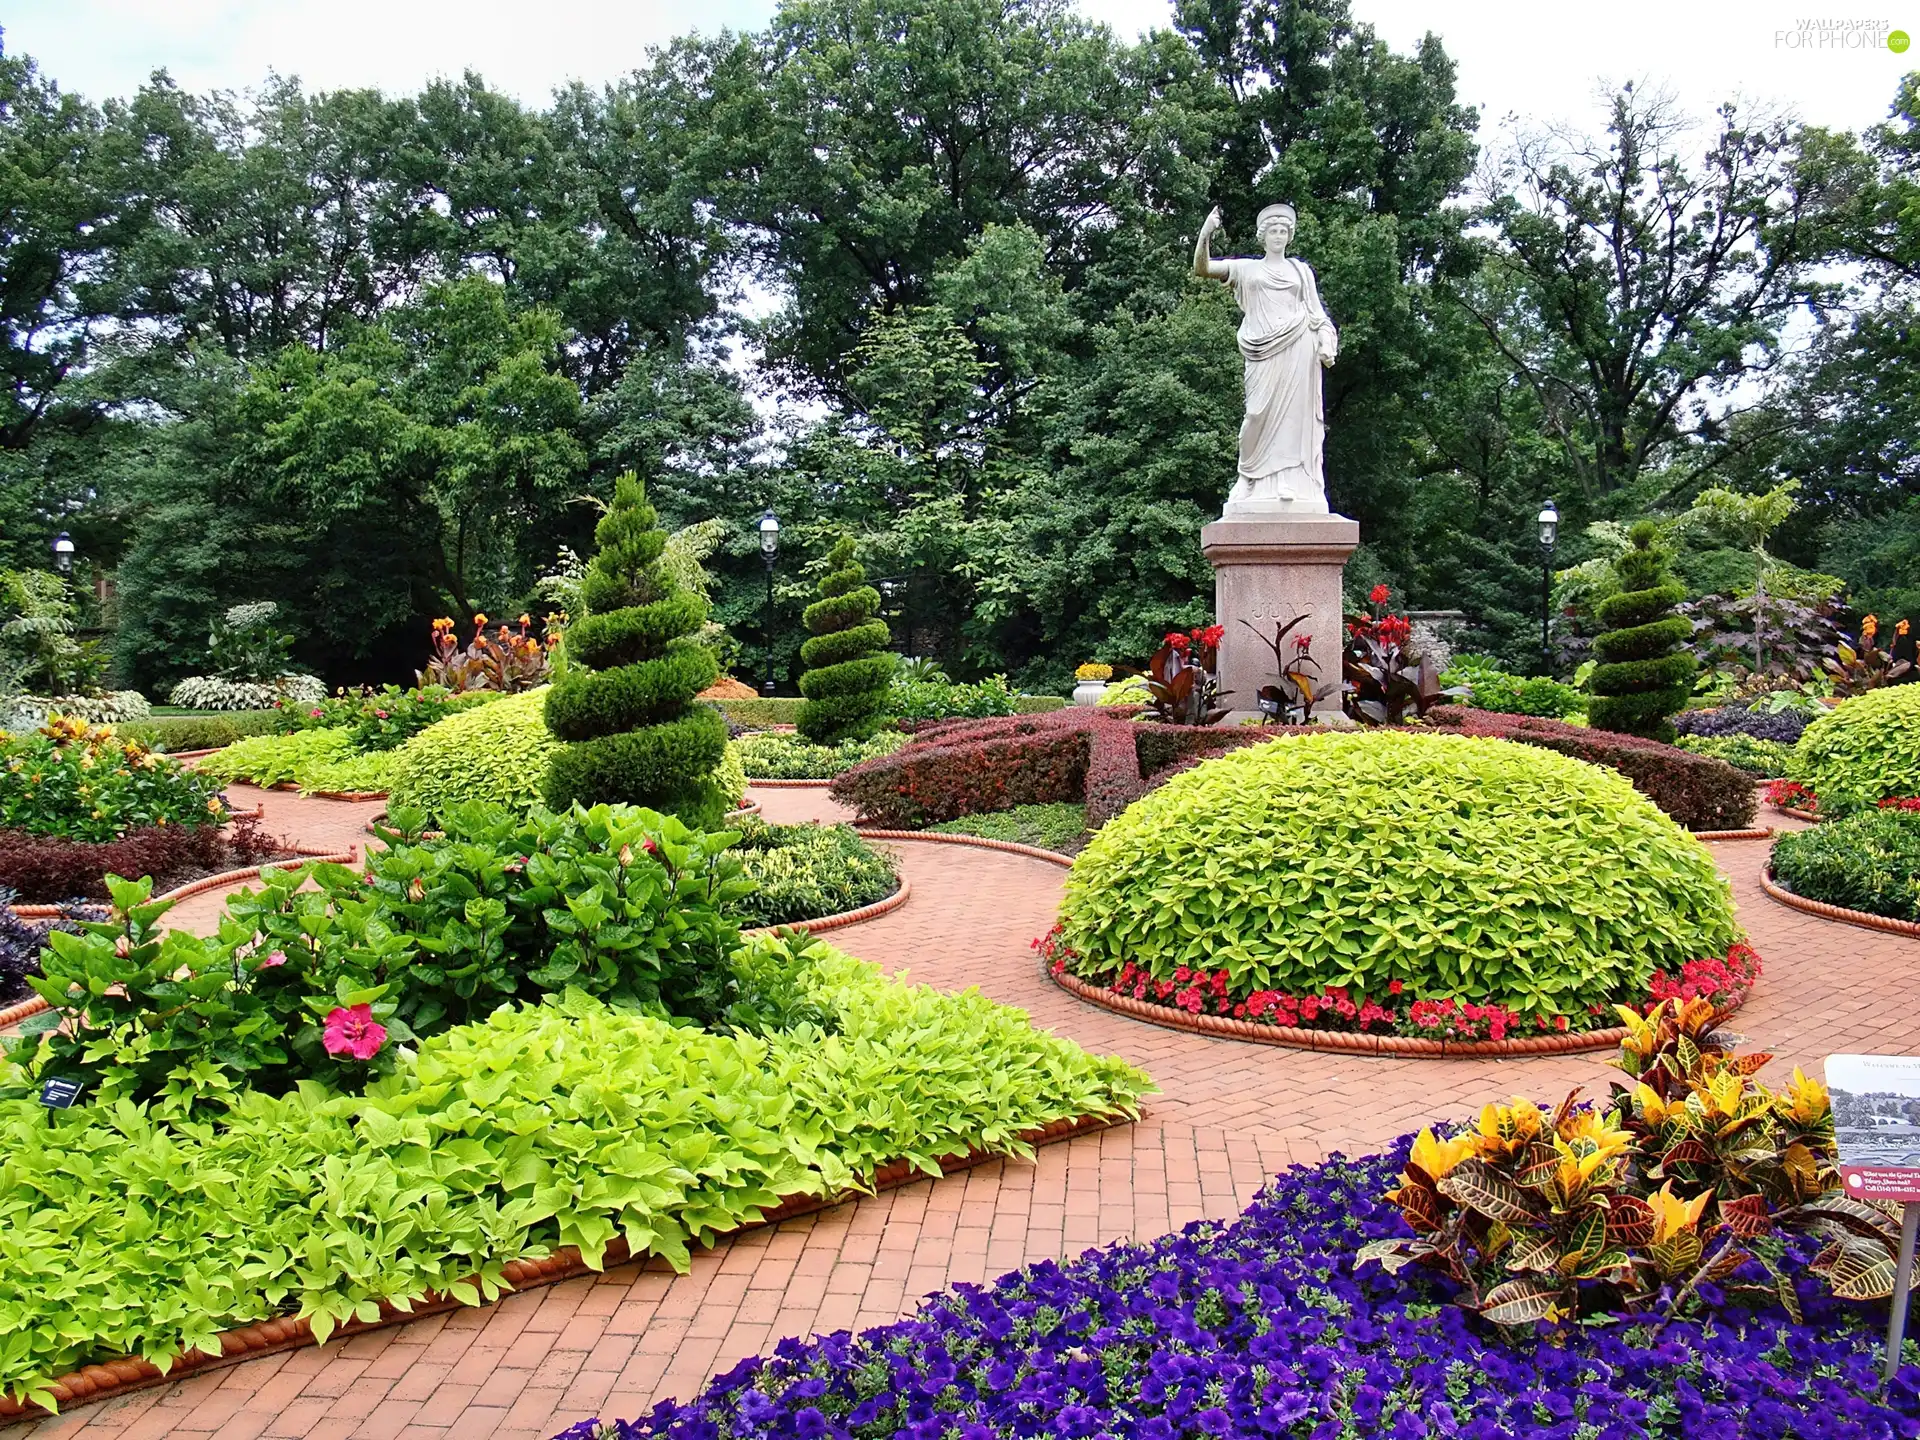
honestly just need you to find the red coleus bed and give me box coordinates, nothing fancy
[1035,923,1762,1040]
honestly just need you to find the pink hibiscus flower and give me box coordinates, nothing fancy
[322,1004,387,1061]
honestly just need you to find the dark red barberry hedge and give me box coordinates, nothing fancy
[1423,707,1756,831]
[0,815,284,903]
[830,710,1295,829]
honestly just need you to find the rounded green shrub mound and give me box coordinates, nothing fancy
[387,689,560,820]
[1586,522,1695,742]
[797,536,896,744]
[1057,730,1739,1017]
[1771,808,1920,920]
[543,473,726,825]
[1788,685,1920,816]
[729,820,900,928]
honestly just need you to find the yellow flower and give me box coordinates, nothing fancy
[1646,1181,1711,1246]
[1075,662,1113,682]
[206,797,222,814]
[1406,1127,1475,1183]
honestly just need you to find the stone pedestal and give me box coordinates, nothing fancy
[1201,514,1359,718]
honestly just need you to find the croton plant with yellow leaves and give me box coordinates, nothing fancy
[1360,997,1905,1324]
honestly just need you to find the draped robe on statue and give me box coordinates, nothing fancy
[1223,256,1334,514]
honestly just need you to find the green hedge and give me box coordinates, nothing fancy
[1771,808,1920,920]
[1012,696,1068,714]
[735,731,907,780]
[715,697,806,728]
[730,821,898,927]
[1676,733,1795,779]
[118,711,280,753]
[0,942,1148,1406]
[1057,731,1738,1017]
[1788,686,1920,816]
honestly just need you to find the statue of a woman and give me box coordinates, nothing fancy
[1194,203,1339,516]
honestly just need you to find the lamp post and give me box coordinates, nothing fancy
[758,508,780,696]
[51,532,74,574]
[1537,500,1559,674]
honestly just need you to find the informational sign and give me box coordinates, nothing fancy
[37,1077,83,1110]
[1826,1054,1920,1390]
[1827,1054,1920,1203]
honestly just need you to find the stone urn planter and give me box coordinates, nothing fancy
[1072,679,1110,707]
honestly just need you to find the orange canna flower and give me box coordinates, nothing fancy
[1862,614,1879,640]
[473,613,488,627]
[1900,619,1912,637]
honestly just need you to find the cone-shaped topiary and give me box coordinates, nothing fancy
[542,473,727,825]
[797,536,897,744]
[1586,521,1695,742]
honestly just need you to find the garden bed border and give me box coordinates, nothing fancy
[1048,963,1749,1059]
[1759,867,1920,939]
[740,876,911,937]
[747,777,834,789]
[1772,804,1821,824]
[1691,827,1774,841]
[0,1109,1126,1421]
[854,828,1074,868]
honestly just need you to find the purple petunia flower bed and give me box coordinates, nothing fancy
[554,1141,1920,1440]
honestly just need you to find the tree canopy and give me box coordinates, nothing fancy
[0,1,1909,693]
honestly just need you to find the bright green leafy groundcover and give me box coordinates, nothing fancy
[0,942,1146,1408]
[928,803,1093,855]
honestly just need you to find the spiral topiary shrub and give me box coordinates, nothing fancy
[797,536,896,744]
[542,474,727,826]
[1585,522,1695,741]
[1787,685,1920,816]
[1056,731,1739,1019]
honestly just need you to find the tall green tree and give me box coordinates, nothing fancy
[702,0,1216,392]
[114,278,585,688]
[1465,86,1832,500]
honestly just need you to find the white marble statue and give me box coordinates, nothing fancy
[1193,203,1339,516]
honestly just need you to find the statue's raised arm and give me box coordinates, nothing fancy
[1193,206,1231,282]
[1204,202,1339,517]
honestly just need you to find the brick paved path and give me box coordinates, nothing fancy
[9,785,1919,1440]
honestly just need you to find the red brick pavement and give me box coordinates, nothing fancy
[9,787,1918,1439]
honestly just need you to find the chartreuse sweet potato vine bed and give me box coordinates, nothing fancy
[1052,731,1746,1041]
[0,943,1147,1409]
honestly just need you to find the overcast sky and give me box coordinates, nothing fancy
[1,0,1912,141]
